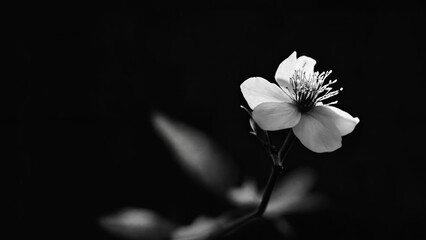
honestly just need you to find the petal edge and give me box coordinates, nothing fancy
[293,109,342,153]
[240,77,290,109]
[315,106,360,136]
[252,102,301,131]
[275,51,297,90]
[295,56,316,77]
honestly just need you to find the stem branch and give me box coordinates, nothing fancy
[207,165,281,239]
[207,130,295,239]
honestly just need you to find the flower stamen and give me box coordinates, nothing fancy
[288,69,342,113]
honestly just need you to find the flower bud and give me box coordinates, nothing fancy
[241,106,270,146]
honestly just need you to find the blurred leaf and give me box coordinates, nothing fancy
[99,208,176,239]
[265,168,325,218]
[151,111,238,196]
[227,179,260,207]
[226,168,325,218]
[171,216,226,240]
[272,217,295,239]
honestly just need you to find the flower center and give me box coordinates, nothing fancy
[286,69,342,113]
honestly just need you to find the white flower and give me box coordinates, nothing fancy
[241,51,360,153]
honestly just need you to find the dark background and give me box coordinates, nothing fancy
[12,2,425,240]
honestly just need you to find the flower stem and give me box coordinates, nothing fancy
[207,166,282,239]
[207,131,295,239]
[278,130,296,166]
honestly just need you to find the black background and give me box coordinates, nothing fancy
[12,2,426,240]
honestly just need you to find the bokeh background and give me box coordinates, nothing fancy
[12,2,425,240]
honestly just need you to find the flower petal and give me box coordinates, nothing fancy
[240,77,290,109]
[275,51,297,89]
[252,102,301,131]
[295,56,316,77]
[315,105,360,136]
[293,108,342,153]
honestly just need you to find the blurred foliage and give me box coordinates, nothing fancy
[100,111,324,239]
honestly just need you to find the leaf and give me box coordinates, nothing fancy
[265,168,325,218]
[151,111,238,196]
[99,208,176,239]
[171,216,225,240]
[272,217,295,239]
[227,179,260,207]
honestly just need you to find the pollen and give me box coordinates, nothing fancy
[287,69,342,113]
